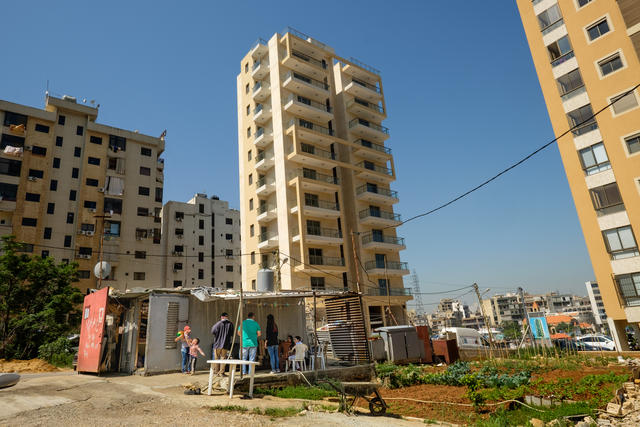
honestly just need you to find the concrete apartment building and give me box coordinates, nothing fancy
[236,28,411,332]
[482,293,525,326]
[586,280,608,327]
[161,194,240,289]
[517,0,640,349]
[0,95,165,293]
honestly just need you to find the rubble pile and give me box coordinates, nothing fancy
[594,378,640,426]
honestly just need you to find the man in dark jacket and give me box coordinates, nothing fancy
[210,312,233,375]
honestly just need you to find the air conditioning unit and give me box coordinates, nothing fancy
[98,187,105,193]
[27,176,37,181]
[176,217,183,222]
[79,254,91,259]
[78,230,85,235]
[89,208,96,213]
[86,231,95,236]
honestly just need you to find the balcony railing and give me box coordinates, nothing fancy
[285,71,329,91]
[253,81,269,93]
[348,56,381,75]
[356,161,392,176]
[551,50,575,68]
[259,231,276,243]
[348,78,381,94]
[571,119,598,137]
[364,260,408,271]
[356,185,398,198]
[254,104,266,115]
[359,208,400,222]
[306,226,342,239]
[291,49,326,69]
[282,26,330,51]
[355,139,391,155]
[257,204,274,214]
[560,85,586,103]
[542,19,564,36]
[305,198,339,211]
[365,287,412,296]
[252,60,267,71]
[308,255,345,266]
[300,142,335,160]
[361,233,405,246]
[347,98,384,114]
[250,38,267,52]
[255,151,267,162]
[294,168,340,185]
[349,118,389,135]
[288,118,334,136]
[256,177,272,188]
[286,94,331,113]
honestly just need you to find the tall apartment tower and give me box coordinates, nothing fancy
[0,95,165,293]
[517,0,640,349]
[237,28,411,331]
[161,193,241,289]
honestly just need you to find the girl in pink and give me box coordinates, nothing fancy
[188,338,206,374]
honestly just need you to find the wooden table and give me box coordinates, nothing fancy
[206,359,260,398]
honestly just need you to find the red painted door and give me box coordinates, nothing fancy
[77,287,109,373]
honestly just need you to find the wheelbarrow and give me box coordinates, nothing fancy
[323,381,387,416]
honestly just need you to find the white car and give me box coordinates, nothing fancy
[576,335,616,351]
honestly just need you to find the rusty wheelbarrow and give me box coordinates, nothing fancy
[323,381,387,416]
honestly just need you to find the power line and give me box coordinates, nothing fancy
[387,82,640,229]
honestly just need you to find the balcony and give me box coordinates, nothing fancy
[257,203,277,222]
[349,118,389,142]
[284,94,333,122]
[282,48,327,80]
[353,139,392,162]
[282,71,329,100]
[359,208,401,227]
[361,233,406,251]
[293,226,343,245]
[286,118,334,146]
[346,98,385,122]
[157,158,164,171]
[254,127,273,147]
[288,142,337,169]
[571,119,598,137]
[255,151,274,171]
[294,255,346,273]
[252,81,270,101]
[251,59,269,80]
[365,287,412,297]
[355,161,394,182]
[250,38,268,60]
[258,231,278,249]
[356,185,399,204]
[344,78,382,103]
[253,104,272,124]
[291,199,340,219]
[342,58,380,84]
[364,260,410,276]
[256,177,275,195]
[288,168,339,193]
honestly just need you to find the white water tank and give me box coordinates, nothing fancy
[257,269,274,292]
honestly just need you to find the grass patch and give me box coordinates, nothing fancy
[255,385,337,400]
[477,402,595,426]
[210,404,248,412]
[252,406,303,417]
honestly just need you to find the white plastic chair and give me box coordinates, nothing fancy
[286,348,307,372]
[311,342,326,370]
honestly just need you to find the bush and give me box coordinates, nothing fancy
[38,336,73,367]
[255,385,337,400]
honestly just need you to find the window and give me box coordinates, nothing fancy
[615,273,640,306]
[250,224,254,237]
[64,235,71,248]
[251,279,256,290]
[32,146,46,156]
[155,187,163,203]
[43,227,52,240]
[72,168,79,178]
[21,217,37,227]
[245,83,249,94]
[537,4,562,31]
[247,150,252,161]
[88,157,100,166]
[69,190,77,201]
[25,192,40,202]
[249,198,253,210]
[175,211,184,220]
[246,105,250,115]
[109,135,126,152]
[556,69,584,98]
[226,249,233,257]
[28,169,44,179]
[587,19,610,41]
[547,35,573,66]
[173,263,183,271]
[85,178,99,186]
[199,203,204,214]
[47,203,55,214]
[76,126,84,136]
[53,157,61,168]
[133,272,145,280]
[140,166,151,176]
[66,212,74,224]
[104,198,122,214]
[311,277,325,290]
[245,63,249,73]
[567,104,597,136]
[34,124,49,133]
[579,143,610,175]
[307,220,321,235]
[199,219,204,229]
[135,251,147,259]
[138,186,150,196]
[56,136,63,146]
[309,248,323,264]
[41,250,49,258]
[226,233,232,240]
[611,91,639,115]
[137,207,149,216]
[225,218,233,225]
[251,251,255,264]
[226,265,233,272]
[248,174,253,185]
[89,135,102,145]
[174,245,184,253]
[198,269,204,280]
[50,180,57,191]
[625,134,640,155]
[198,252,204,262]
[58,115,66,125]
[74,147,81,157]
[0,133,24,149]
[578,0,593,7]
[199,235,204,245]
[78,270,90,279]
[226,281,233,289]
[173,280,182,287]
[599,53,623,76]
[590,182,623,210]
[3,111,27,127]
[305,193,319,207]
[247,127,251,137]
[141,147,152,156]
[603,226,639,259]
[175,228,184,236]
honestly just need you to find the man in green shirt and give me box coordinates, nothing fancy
[238,312,261,374]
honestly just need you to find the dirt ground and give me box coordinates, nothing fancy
[0,359,62,373]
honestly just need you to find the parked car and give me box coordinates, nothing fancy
[576,334,615,351]
[552,338,585,351]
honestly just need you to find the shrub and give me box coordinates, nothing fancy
[37,336,73,367]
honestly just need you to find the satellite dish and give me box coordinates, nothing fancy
[94,261,111,279]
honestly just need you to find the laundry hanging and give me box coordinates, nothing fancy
[105,176,124,196]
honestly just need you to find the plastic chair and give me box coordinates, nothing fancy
[286,349,307,372]
[311,342,326,370]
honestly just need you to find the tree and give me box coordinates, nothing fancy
[0,236,83,359]
[555,322,571,333]
[501,321,523,341]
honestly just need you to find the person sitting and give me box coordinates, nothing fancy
[287,336,308,371]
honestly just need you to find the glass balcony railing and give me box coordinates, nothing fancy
[250,38,267,53]
[255,151,267,162]
[256,177,272,188]
[560,85,587,103]
[305,198,339,210]
[291,49,326,69]
[358,208,400,222]
[571,119,598,136]
[286,94,331,113]
[287,118,334,136]
[252,60,263,71]
[306,227,342,239]
[300,142,336,160]
[293,168,339,185]
[285,71,329,91]
[258,231,276,243]
[356,185,398,198]
[349,118,389,135]
[347,98,384,115]
[356,161,392,176]
[364,260,408,271]
[551,50,575,68]
[542,19,564,36]
[355,139,391,154]
[257,204,274,215]
[348,78,381,94]
[365,287,412,296]
[253,81,269,93]
[308,255,345,266]
[254,104,265,115]
[361,233,405,246]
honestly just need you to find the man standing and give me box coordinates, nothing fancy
[210,312,233,375]
[238,312,261,374]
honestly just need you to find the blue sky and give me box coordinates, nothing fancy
[1,1,594,299]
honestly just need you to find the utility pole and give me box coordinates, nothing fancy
[93,213,111,289]
[350,231,362,294]
[409,270,424,315]
[239,287,243,379]
[474,283,495,349]
[383,254,398,326]
[518,286,535,347]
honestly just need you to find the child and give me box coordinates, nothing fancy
[188,337,205,374]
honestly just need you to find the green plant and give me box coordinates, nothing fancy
[460,373,486,411]
[255,385,337,400]
[210,405,248,412]
[252,406,303,417]
[37,336,73,367]
[476,402,595,426]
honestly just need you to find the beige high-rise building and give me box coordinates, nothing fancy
[237,28,411,332]
[0,95,165,293]
[517,0,640,349]
[161,193,240,289]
